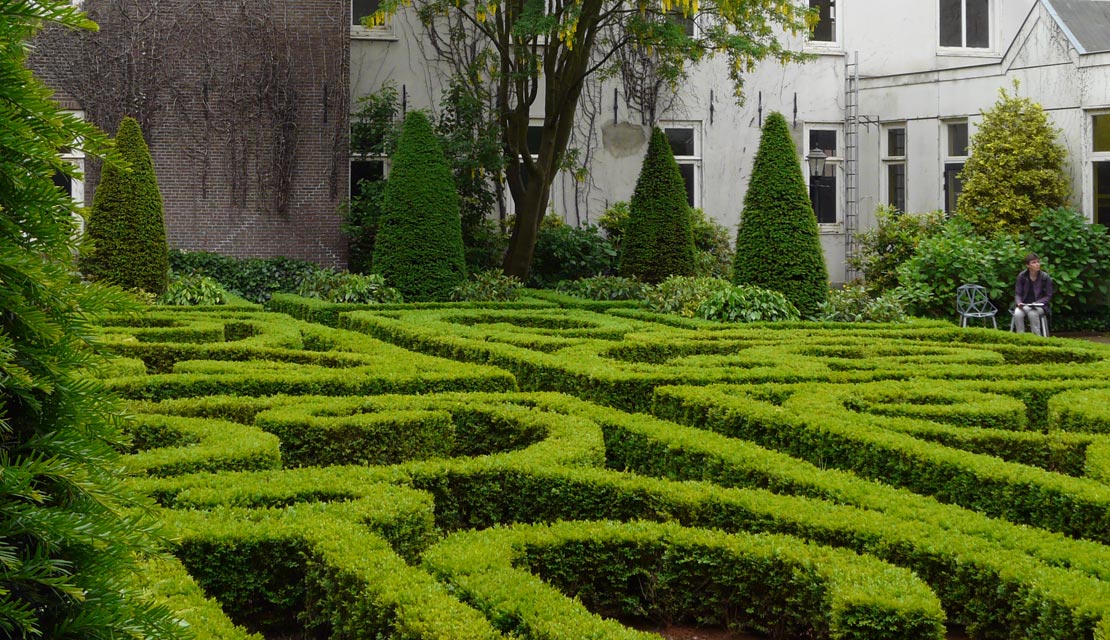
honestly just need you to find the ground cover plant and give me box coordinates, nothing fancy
[90,299,1110,639]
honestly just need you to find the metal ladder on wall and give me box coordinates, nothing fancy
[843,52,860,283]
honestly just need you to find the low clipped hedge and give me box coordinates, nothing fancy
[264,292,554,327]
[135,555,262,640]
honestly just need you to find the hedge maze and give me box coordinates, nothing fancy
[98,301,1110,639]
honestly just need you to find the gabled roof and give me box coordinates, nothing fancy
[1043,0,1110,54]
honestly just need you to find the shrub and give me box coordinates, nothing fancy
[529,222,617,288]
[896,216,1024,317]
[647,276,734,317]
[161,274,229,306]
[296,271,403,304]
[373,110,467,301]
[557,275,648,301]
[168,250,322,302]
[813,284,908,323]
[341,178,385,274]
[691,207,734,278]
[449,270,523,302]
[696,285,800,322]
[957,82,1070,236]
[1022,207,1110,315]
[597,200,630,244]
[850,206,945,295]
[620,127,697,283]
[733,112,828,316]
[83,116,170,293]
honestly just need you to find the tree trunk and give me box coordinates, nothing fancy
[502,181,549,279]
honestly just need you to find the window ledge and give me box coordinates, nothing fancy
[818,223,843,234]
[351,27,397,41]
[936,46,999,58]
[804,43,843,56]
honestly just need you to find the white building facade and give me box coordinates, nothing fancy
[350,0,1110,284]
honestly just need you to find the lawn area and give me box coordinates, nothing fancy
[104,298,1110,640]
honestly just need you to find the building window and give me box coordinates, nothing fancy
[662,124,701,208]
[943,119,969,213]
[1091,114,1110,226]
[809,0,836,44]
[350,158,386,199]
[55,112,85,206]
[883,126,906,212]
[352,0,391,37]
[667,9,696,37]
[808,127,839,224]
[939,0,989,49]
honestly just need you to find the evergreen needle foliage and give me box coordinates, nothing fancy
[733,112,828,316]
[0,2,184,638]
[84,116,171,294]
[372,111,467,301]
[957,83,1070,236]
[620,127,697,284]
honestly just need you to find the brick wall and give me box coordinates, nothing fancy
[30,0,351,268]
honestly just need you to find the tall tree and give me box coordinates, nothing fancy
[379,0,814,279]
[957,82,1070,236]
[0,1,184,637]
[733,111,827,316]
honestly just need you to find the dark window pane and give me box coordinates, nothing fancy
[887,163,906,211]
[939,0,962,47]
[353,0,380,25]
[809,129,836,157]
[668,10,695,37]
[809,0,835,42]
[1096,162,1110,227]
[944,162,963,213]
[665,128,695,157]
[1094,115,1110,152]
[527,125,544,156]
[811,174,836,224]
[887,128,906,156]
[677,163,695,207]
[53,171,72,198]
[947,122,968,156]
[351,159,384,198]
[965,0,989,48]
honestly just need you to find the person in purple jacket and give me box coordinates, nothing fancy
[1013,252,1054,336]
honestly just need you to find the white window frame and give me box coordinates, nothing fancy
[667,9,699,38]
[1086,110,1110,225]
[882,123,907,212]
[804,0,841,51]
[804,123,842,228]
[942,118,971,213]
[661,121,702,209]
[351,0,394,40]
[937,0,995,54]
[349,155,390,200]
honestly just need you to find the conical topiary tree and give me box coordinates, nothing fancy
[83,116,170,293]
[620,127,697,283]
[372,110,466,301]
[957,82,1070,236]
[733,111,828,316]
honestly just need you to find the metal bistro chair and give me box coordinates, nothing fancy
[956,284,998,329]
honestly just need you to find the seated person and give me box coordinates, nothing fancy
[1013,252,1054,336]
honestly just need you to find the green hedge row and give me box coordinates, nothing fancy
[423,520,945,640]
[264,292,555,327]
[123,414,281,477]
[135,554,262,640]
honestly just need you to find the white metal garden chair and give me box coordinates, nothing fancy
[956,284,998,329]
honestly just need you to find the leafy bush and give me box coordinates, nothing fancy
[529,222,617,288]
[161,274,229,306]
[373,110,467,301]
[341,178,385,274]
[850,206,945,295]
[647,276,734,317]
[691,207,734,278]
[296,271,403,304]
[83,116,170,293]
[449,270,522,302]
[597,200,630,244]
[696,285,800,322]
[464,220,511,273]
[733,112,828,316]
[957,83,1070,236]
[169,250,322,302]
[557,275,648,301]
[1022,207,1110,315]
[620,127,697,283]
[813,284,908,323]
[895,216,1024,317]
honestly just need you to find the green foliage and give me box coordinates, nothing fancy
[0,2,185,637]
[296,271,403,304]
[733,112,828,316]
[83,116,170,293]
[620,128,697,283]
[169,250,322,302]
[529,223,617,288]
[690,207,734,278]
[696,285,800,322]
[1022,207,1110,315]
[896,216,1024,317]
[646,276,734,317]
[957,83,1070,235]
[850,206,945,295]
[813,284,908,323]
[449,270,523,302]
[342,178,386,274]
[373,110,467,301]
[597,200,630,243]
[557,276,648,301]
[161,274,229,306]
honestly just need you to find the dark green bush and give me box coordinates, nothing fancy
[813,284,908,323]
[296,271,403,304]
[646,276,734,317]
[691,207,734,278]
[529,223,617,288]
[1023,207,1110,316]
[168,250,322,302]
[620,128,697,283]
[557,275,648,301]
[449,270,522,302]
[83,116,170,293]
[342,178,385,274]
[373,110,467,301]
[696,285,800,322]
[850,206,945,295]
[160,274,229,306]
[733,112,828,316]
